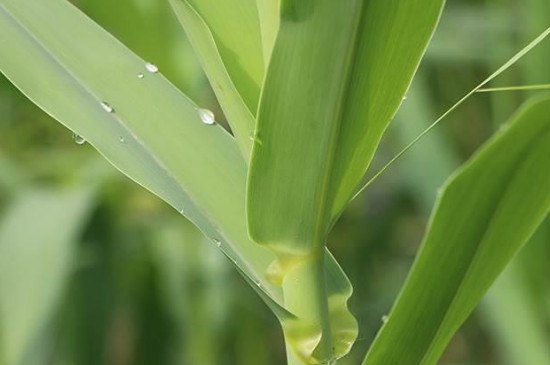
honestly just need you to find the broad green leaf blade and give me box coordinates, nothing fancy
[0,0,278,302]
[0,4,356,360]
[247,0,446,254]
[363,96,550,365]
[247,2,361,361]
[248,0,360,254]
[0,188,92,365]
[329,0,446,220]
[169,0,262,156]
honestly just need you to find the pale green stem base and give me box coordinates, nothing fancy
[282,250,334,364]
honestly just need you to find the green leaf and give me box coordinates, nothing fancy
[363,96,550,365]
[0,188,92,365]
[169,0,263,156]
[186,0,264,110]
[247,0,446,255]
[246,2,443,361]
[0,2,356,361]
[0,0,278,303]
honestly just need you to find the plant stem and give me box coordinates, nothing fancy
[282,250,334,364]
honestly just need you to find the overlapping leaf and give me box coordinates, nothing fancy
[0,1,357,362]
[247,0,446,255]
[363,96,550,365]
[0,0,278,304]
[169,0,264,156]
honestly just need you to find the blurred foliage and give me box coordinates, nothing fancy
[0,0,549,364]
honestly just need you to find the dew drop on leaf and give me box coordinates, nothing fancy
[100,101,114,113]
[198,108,216,125]
[145,62,159,73]
[72,133,86,145]
[137,73,144,79]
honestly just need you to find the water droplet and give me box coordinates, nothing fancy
[381,315,389,324]
[179,208,185,215]
[100,101,114,113]
[198,108,216,125]
[213,239,222,248]
[145,62,158,73]
[119,136,126,144]
[255,280,262,287]
[137,73,144,79]
[402,95,408,101]
[72,133,86,145]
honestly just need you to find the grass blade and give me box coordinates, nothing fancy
[354,26,550,198]
[169,0,262,156]
[247,2,363,361]
[0,188,92,365]
[477,83,550,92]
[246,1,444,361]
[0,4,356,362]
[248,0,446,253]
[363,96,550,365]
[0,0,279,302]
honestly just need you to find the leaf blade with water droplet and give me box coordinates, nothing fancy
[0,2,355,352]
[169,0,261,158]
[0,0,280,305]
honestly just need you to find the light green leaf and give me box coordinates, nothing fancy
[363,96,550,365]
[186,0,264,110]
[0,188,92,365]
[169,0,263,156]
[247,2,443,361]
[0,0,278,303]
[247,0,446,256]
[329,0,446,220]
[0,3,356,362]
[248,0,360,253]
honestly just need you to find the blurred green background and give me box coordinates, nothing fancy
[0,0,549,364]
